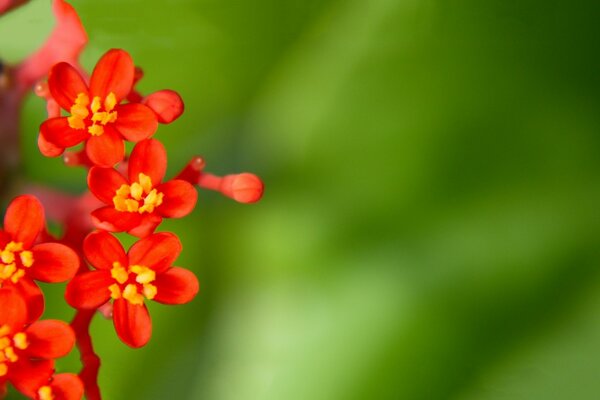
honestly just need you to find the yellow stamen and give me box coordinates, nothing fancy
[109,283,122,299]
[139,174,153,193]
[112,174,164,214]
[0,325,9,337]
[105,92,117,111]
[4,346,17,362]
[67,93,90,130]
[142,284,157,300]
[10,269,25,284]
[122,284,144,305]
[130,182,144,200]
[91,96,102,114]
[67,92,118,136]
[20,251,33,268]
[0,241,33,285]
[13,333,28,350]
[38,385,54,400]
[88,124,104,136]
[111,262,129,285]
[0,337,9,350]
[0,363,7,377]
[130,265,156,285]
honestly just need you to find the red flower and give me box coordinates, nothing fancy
[0,289,76,399]
[39,49,158,166]
[65,231,199,348]
[88,139,197,237]
[36,373,84,400]
[0,196,79,322]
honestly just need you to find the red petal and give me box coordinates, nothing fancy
[128,139,167,185]
[15,278,44,323]
[46,62,88,110]
[87,166,127,204]
[114,103,158,142]
[127,232,181,273]
[8,359,54,399]
[154,267,199,305]
[4,195,44,248]
[30,243,79,283]
[65,271,112,309]
[83,231,127,270]
[38,132,65,157]
[85,125,124,167]
[157,180,197,218]
[113,299,152,348]
[91,207,142,233]
[25,320,75,359]
[51,373,84,400]
[0,288,27,331]
[0,230,10,248]
[143,90,184,124]
[14,0,88,93]
[89,49,134,102]
[40,117,87,148]
[127,213,162,238]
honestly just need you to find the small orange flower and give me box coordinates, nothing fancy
[66,231,199,348]
[39,49,158,166]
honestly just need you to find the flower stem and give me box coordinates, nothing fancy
[71,309,102,400]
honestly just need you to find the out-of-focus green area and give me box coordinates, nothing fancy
[2,0,600,398]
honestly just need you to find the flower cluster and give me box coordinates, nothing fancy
[0,197,81,400]
[0,1,263,399]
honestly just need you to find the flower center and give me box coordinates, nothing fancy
[67,92,118,136]
[38,386,54,400]
[109,262,157,305]
[113,173,164,214]
[0,324,29,377]
[0,241,34,286]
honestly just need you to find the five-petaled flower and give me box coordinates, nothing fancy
[0,195,79,322]
[0,289,76,399]
[88,138,197,237]
[66,231,199,348]
[39,48,158,167]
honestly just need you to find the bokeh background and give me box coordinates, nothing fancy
[2,0,600,398]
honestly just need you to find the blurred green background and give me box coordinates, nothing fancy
[2,0,600,398]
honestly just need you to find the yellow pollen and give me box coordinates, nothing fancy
[105,92,117,111]
[88,124,104,136]
[10,269,25,284]
[113,174,164,214]
[91,96,101,114]
[122,284,144,305]
[109,283,122,299]
[4,346,17,362]
[111,262,129,285]
[0,325,9,337]
[0,324,22,376]
[20,251,33,268]
[0,241,33,285]
[67,92,118,136]
[38,386,54,400]
[13,333,28,350]
[1,250,14,264]
[109,264,158,305]
[142,284,157,300]
[130,265,156,284]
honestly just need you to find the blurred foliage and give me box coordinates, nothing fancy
[2,0,600,399]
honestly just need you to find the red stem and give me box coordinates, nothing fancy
[71,309,102,400]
